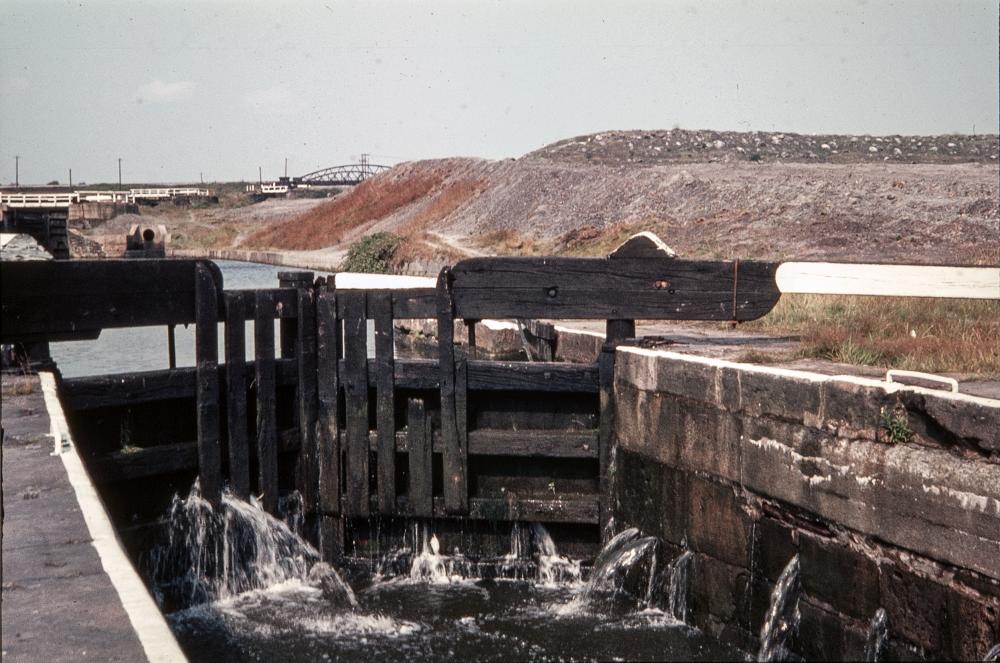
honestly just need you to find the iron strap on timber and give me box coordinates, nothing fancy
[4,235,994,562]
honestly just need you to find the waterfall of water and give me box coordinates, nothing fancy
[531,523,581,585]
[757,555,801,662]
[984,644,1000,661]
[667,550,693,622]
[148,482,348,610]
[408,522,455,582]
[582,532,660,607]
[865,608,889,662]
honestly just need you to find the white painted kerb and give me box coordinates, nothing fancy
[39,372,187,663]
[617,345,1000,407]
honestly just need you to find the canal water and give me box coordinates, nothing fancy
[51,260,327,378]
[154,488,748,662]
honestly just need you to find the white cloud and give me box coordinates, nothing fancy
[242,85,306,114]
[135,79,195,103]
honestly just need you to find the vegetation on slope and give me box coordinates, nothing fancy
[744,295,1000,376]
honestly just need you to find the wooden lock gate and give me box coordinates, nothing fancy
[1,235,782,559]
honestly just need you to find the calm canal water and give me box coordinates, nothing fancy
[51,260,328,378]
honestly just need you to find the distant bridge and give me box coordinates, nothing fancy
[297,162,390,186]
[246,160,392,196]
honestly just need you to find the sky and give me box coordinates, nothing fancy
[1,0,997,185]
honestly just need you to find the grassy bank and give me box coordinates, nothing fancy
[744,295,999,376]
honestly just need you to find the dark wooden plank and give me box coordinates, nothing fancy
[372,292,396,514]
[195,263,222,507]
[452,287,779,320]
[342,291,370,518]
[606,319,636,341]
[88,442,199,483]
[384,496,599,524]
[87,428,303,483]
[333,289,436,320]
[468,429,598,458]
[449,257,780,321]
[341,359,600,394]
[344,427,597,458]
[1,259,224,341]
[316,289,341,518]
[255,290,278,513]
[279,272,313,359]
[437,268,467,514]
[167,324,177,369]
[224,292,250,500]
[407,398,433,517]
[297,287,319,515]
[451,256,777,291]
[320,515,344,563]
[59,359,299,411]
[61,368,199,409]
[468,360,599,392]
[391,289,437,319]
[597,343,616,540]
[466,320,477,359]
[222,288,299,319]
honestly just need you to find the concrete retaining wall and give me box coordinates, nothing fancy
[611,346,1000,660]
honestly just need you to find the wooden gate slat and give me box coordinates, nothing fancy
[372,292,396,514]
[195,263,222,507]
[437,268,468,514]
[316,288,343,561]
[296,287,319,517]
[224,291,250,500]
[342,291,370,518]
[255,290,278,513]
[407,398,433,517]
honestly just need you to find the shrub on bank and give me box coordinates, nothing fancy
[340,232,402,274]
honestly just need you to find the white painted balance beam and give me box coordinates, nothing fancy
[775,263,999,300]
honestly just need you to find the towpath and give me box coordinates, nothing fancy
[1,373,184,662]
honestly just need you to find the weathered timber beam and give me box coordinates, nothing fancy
[0,259,224,341]
[450,257,780,321]
[341,428,599,458]
[60,358,298,410]
[343,495,599,524]
[87,428,301,483]
[344,358,599,392]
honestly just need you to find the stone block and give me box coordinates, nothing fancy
[737,368,823,425]
[612,450,666,539]
[752,516,799,584]
[879,565,950,654]
[900,390,1000,455]
[822,379,892,440]
[660,358,719,404]
[689,552,748,625]
[659,465,690,547]
[688,475,753,568]
[613,387,679,466]
[789,599,864,661]
[945,590,1000,662]
[718,365,742,413]
[673,400,742,484]
[799,533,881,620]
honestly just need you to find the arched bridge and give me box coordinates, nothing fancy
[298,162,391,186]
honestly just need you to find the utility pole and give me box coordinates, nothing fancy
[69,168,73,188]
[284,157,288,179]
[15,155,19,187]
[200,172,204,185]
[258,166,263,186]
[118,158,123,190]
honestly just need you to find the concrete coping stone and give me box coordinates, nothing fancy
[617,345,1000,408]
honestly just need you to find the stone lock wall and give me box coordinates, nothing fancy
[611,346,1000,660]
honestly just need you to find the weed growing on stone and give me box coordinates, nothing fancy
[880,407,914,444]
